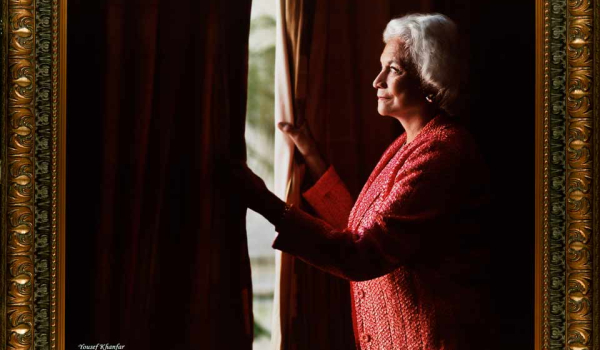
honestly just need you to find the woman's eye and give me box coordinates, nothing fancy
[390,66,402,74]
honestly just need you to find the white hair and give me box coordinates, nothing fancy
[383,13,459,114]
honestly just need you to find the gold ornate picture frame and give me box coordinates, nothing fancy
[1,0,66,348]
[535,0,599,349]
[0,0,596,349]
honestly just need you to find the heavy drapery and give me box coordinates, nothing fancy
[67,0,254,349]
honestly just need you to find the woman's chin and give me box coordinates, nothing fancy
[377,103,399,117]
[377,106,389,116]
[377,108,394,118]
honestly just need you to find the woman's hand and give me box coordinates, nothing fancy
[278,120,328,180]
[228,161,286,225]
[277,120,318,157]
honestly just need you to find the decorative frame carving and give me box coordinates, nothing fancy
[1,0,65,348]
[536,0,598,349]
[565,1,594,349]
[0,0,595,349]
[5,0,36,349]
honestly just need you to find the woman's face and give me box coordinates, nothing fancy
[373,39,425,119]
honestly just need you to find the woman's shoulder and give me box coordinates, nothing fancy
[422,115,479,156]
[404,115,487,180]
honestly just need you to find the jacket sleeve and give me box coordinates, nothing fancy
[272,140,483,282]
[301,165,354,230]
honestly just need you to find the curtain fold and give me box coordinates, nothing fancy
[89,1,254,349]
[272,1,431,349]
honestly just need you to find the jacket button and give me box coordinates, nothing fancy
[361,334,371,343]
[358,289,365,298]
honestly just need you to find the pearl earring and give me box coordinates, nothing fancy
[426,94,434,103]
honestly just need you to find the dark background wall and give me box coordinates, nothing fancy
[66,0,106,346]
[425,1,535,348]
[67,1,534,348]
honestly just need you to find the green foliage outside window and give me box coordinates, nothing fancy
[246,14,276,343]
[246,15,276,174]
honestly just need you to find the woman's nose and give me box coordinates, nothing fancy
[373,71,386,89]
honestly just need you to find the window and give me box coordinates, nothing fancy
[245,0,276,348]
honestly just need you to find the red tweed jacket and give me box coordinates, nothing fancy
[273,114,493,350]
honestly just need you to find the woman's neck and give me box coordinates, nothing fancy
[395,108,437,143]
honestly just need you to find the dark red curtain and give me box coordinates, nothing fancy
[67,0,253,349]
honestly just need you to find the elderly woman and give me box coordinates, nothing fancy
[235,13,493,350]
